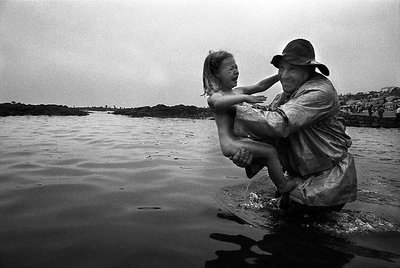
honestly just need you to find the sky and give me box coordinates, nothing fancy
[0,0,399,108]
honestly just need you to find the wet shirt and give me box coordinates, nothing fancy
[235,73,357,206]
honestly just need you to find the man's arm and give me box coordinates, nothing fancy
[235,76,336,138]
[234,74,279,95]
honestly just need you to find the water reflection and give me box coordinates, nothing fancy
[206,213,400,267]
[206,233,352,267]
[209,194,400,267]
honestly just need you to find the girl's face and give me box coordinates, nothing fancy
[216,57,239,91]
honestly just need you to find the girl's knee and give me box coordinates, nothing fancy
[220,144,235,158]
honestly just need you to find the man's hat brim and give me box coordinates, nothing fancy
[271,54,330,76]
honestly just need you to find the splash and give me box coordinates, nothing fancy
[313,210,400,235]
[240,191,280,211]
[236,190,400,235]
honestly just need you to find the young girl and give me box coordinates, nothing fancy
[203,50,298,194]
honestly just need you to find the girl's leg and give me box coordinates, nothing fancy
[219,137,265,177]
[263,151,298,193]
[233,139,299,194]
[245,159,264,179]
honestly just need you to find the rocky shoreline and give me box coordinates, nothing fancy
[339,112,399,128]
[0,103,89,116]
[113,104,212,119]
[1,103,398,128]
[113,104,399,128]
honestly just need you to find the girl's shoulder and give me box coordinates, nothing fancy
[209,91,224,97]
[208,91,223,103]
[207,92,223,109]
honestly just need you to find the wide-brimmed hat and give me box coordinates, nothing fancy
[271,39,329,76]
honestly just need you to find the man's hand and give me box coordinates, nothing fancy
[230,148,253,167]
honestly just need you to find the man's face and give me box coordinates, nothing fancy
[278,59,310,94]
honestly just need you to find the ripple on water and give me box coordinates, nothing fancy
[0,114,399,267]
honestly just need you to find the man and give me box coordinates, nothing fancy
[232,39,357,215]
[396,105,400,123]
[368,104,373,116]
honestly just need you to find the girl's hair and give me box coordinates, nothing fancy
[202,50,233,96]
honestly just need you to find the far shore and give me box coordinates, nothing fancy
[0,102,88,116]
[1,102,398,128]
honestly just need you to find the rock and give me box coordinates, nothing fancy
[112,104,212,119]
[339,112,399,128]
[0,103,89,116]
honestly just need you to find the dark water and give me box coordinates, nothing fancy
[0,112,399,267]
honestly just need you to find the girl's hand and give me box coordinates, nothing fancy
[246,95,267,104]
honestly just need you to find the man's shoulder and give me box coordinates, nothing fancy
[296,73,335,95]
[306,73,333,88]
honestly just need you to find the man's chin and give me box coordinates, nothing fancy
[282,84,297,94]
[282,87,293,93]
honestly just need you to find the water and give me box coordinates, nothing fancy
[0,112,399,267]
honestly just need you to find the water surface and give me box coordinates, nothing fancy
[0,112,399,267]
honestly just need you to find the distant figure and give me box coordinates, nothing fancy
[378,105,385,118]
[368,104,373,116]
[202,50,300,194]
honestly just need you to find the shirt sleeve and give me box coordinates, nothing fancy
[235,76,337,138]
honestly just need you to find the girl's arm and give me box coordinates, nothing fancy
[208,92,266,111]
[234,74,279,95]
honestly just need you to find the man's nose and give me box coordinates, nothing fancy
[280,70,288,80]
